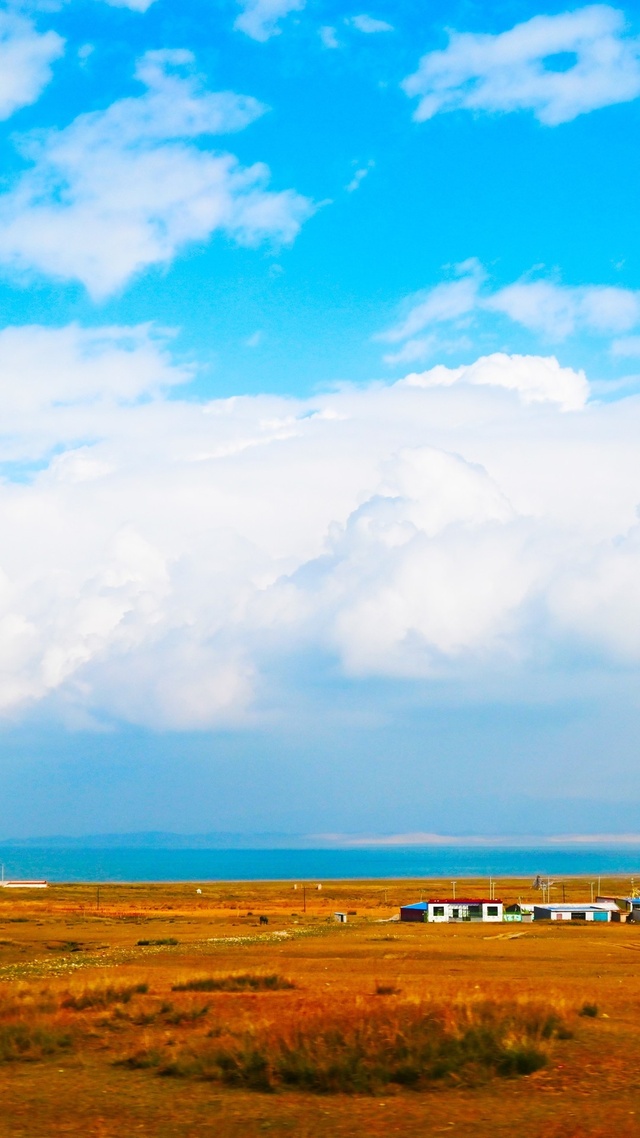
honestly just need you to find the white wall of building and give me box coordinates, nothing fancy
[426,901,503,923]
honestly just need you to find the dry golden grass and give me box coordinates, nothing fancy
[0,875,639,1136]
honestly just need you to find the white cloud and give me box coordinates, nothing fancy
[403,352,589,412]
[380,262,640,363]
[348,14,393,33]
[380,260,484,344]
[101,0,157,11]
[611,335,640,356]
[1,329,640,727]
[403,5,640,125]
[0,11,63,120]
[0,323,187,416]
[234,0,305,41]
[345,159,374,192]
[0,50,314,298]
[320,25,339,49]
[488,280,640,337]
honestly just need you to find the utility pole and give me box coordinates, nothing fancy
[562,882,566,903]
[303,885,306,914]
[597,876,601,899]
[451,881,457,900]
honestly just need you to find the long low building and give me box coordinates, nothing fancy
[596,896,640,922]
[0,879,48,888]
[533,904,611,921]
[400,899,503,923]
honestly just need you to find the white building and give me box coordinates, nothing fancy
[0,880,48,888]
[400,899,503,923]
[533,904,611,922]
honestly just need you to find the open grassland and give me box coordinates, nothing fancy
[0,876,639,1137]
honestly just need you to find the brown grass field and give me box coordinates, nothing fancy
[1,874,639,1137]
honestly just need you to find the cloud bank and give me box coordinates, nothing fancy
[403,5,640,125]
[0,51,313,298]
[0,330,639,729]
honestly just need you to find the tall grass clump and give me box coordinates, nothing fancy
[120,998,570,1093]
[0,1024,73,1063]
[62,982,148,1010]
[0,987,56,1018]
[171,974,294,993]
[137,938,179,947]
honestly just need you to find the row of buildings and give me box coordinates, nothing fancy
[400,896,640,923]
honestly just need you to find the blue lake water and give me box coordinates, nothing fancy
[1,846,640,883]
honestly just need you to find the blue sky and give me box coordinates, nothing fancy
[1,0,640,839]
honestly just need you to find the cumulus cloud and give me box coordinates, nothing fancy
[403,5,640,125]
[403,352,589,412]
[379,261,640,363]
[0,50,314,298]
[0,11,63,120]
[234,0,305,41]
[348,14,393,33]
[0,331,640,728]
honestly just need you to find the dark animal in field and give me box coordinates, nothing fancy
[259,915,269,925]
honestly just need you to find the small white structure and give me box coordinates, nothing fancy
[533,904,610,922]
[333,911,347,923]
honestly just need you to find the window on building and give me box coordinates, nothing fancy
[452,908,459,919]
[487,905,499,916]
[468,904,482,917]
[433,906,445,917]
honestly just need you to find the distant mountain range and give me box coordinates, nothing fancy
[2,831,640,849]
[0,832,321,849]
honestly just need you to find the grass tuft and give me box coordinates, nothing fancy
[62,983,148,1011]
[0,1024,73,1063]
[171,974,295,993]
[136,938,179,947]
[579,1003,599,1018]
[119,999,568,1094]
